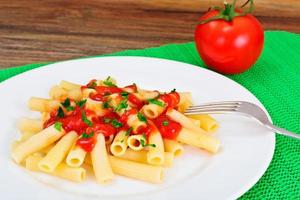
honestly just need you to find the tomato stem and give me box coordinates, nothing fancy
[199,0,254,24]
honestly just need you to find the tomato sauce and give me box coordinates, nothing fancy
[154,115,182,140]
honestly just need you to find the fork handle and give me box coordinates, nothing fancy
[266,123,300,139]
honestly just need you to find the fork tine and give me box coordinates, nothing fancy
[185,107,238,114]
[187,105,240,111]
[189,101,241,108]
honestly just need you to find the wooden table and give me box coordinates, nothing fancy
[1,0,299,69]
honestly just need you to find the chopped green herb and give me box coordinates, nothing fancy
[111,119,123,128]
[61,98,71,107]
[171,88,176,93]
[115,99,128,112]
[66,106,75,111]
[148,99,165,107]
[139,134,156,148]
[162,120,169,126]
[76,99,87,108]
[103,76,117,87]
[88,81,97,89]
[102,101,111,109]
[103,118,111,124]
[120,139,124,143]
[82,132,94,139]
[81,111,93,127]
[137,112,147,123]
[54,122,62,131]
[57,107,65,118]
[125,127,133,136]
[121,91,129,98]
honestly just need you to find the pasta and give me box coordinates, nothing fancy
[91,134,114,184]
[188,114,219,133]
[11,76,221,185]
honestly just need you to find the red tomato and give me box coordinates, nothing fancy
[92,123,116,137]
[95,86,122,95]
[128,94,144,109]
[154,115,182,139]
[89,93,104,101]
[119,108,138,123]
[160,91,180,109]
[194,4,264,74]
[124,84,138,93]
[76,137,96,152]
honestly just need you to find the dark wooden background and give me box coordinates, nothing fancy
[0,0,299,69]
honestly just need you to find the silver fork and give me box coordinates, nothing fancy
[184,101,300,139]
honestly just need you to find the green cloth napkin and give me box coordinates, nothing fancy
[1,31,299,199]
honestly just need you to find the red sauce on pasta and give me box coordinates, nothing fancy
[154,115,182,140]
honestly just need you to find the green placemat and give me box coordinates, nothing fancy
[1,31,300,199]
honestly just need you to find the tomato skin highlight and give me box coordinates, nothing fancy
[128,93,144,109]
[194,10,264,74]
[154,115,182,140]
[76,137,96,152]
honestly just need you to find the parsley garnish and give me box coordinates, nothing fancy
[171,88,176,93]
[103,117,111,124]
[162,120,169,126]
[82,132,94,139]
[103,76,117,87]
[57,107,65,118]
[87,81,97,89]
[139,134,156,148]
[121,91,129,98]
[125,127,133,136]
[120,139,124,143]
[137,112,147,123]
[54,122,62,131]
[81,111,93,127]
[61,98,71,107]
[111,119,123,128]
[115,99,128,112]
[102,101,111,109]
[148,99,165,107]
[76,99,87,108]
[66,106,75,111]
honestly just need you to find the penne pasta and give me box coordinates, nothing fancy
[91,134,114,184]
[136,90,160,100]
[127,114,147,133]
[177,92,193,113]
[59,80,81,90]
[105,135,115,145]
[11,124,65,164]
[82,88,96,98]
[26,155,86,182]
[127,134,144,151]
[18,118,43,134]
[49,85,67,100]
[147,128,165,165]
[141,101,166,119]
[177,128,220,153]
[188,114,219,133]
[28,97,59,113]
[110,130,128,156]
[163,139,184,157]
[85,98,106,116]
[20,131,36,142]
[67,88,83,101]
[188,117,201,127]
[109,156,163,183]
[116,149,173,167]
[166,109,203,133]
[66,144,87,167]
[38,131,78,173]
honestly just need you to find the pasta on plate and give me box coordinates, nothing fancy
[11,76,220,184]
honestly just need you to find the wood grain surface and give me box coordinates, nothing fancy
[0,0,299,68]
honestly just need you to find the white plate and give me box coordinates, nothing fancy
[0,57,275,200]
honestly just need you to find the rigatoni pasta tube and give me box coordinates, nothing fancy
[147,129,164,165]
[28,97,59,113]
[137,90,159,100]
[163,139,184,157]
[177,128,220,153]
[177,92,193,113]
[188,114,219,133]
[127,134,144,151]
[20,132,36,142]
[49,85,67,100]
[110,130,128,156]
[11,125,65,164]
[166,109,202,133]
[117,149,173,167]
[59,80,81,90]
[18,118,43,134]
[109,156,163,183]
[66,144,87,167]
[127,114,147,133]
[67,88,82,101]
[38,131,78,172]
[141,101,165,119]
[188,118,201,127]
[26,155,86,182]
[91,134,114,184]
